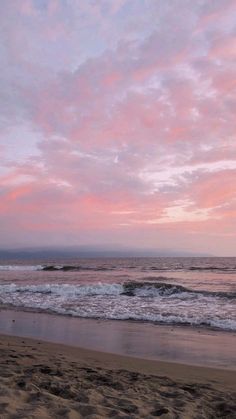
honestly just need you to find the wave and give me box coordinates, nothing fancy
[0,264,113,272]
[41,265,113,272]
[1,302,235,332]
[0,281,235,299]
[189,266,236,272]
[44,264,236,272]
[0,265,42,271]
[0,281,235,332]
[0,263,236,273]
[123,282,236,299]
[0,283,123,296]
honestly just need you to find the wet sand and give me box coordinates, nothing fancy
[0,334,236,418]
[0,309,236,369]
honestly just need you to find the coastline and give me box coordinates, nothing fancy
[0,308,236,370]
[0,333,235,418]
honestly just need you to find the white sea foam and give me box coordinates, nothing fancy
[0,265,43,271]
[0,281,235,331]
[0,283,124,296]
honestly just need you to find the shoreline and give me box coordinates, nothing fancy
[1,333,236,388]
[1,303,236,335]
[0,308,236,371]
[0,333,236,418]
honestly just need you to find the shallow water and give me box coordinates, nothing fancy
[1,309,236,369]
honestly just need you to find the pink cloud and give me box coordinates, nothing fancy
[0,0,236,254]
[189,170,236,210]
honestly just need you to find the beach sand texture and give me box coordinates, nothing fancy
[0,335,235,418]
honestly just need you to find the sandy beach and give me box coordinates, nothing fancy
[0,334,235,419]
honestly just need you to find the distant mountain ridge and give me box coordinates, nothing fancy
[0,246,212,259]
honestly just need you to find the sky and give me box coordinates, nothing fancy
[0,0,236,256]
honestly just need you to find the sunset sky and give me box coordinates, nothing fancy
[0,0,236,256]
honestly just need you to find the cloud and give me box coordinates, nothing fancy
[0,0,235,254]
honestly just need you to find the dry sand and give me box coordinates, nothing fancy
[0,334,235,419]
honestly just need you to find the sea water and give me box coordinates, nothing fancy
[0,257,235,332]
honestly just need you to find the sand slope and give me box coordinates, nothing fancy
[0,335,235,418]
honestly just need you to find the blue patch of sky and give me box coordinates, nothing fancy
[32,0,48,12]
[1,123,42,164]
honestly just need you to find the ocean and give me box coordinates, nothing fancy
[0,257,235,332]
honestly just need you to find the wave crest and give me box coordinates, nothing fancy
[0,281,235,299]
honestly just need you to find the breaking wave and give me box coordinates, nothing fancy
[0,281,235,299]
[0,281,235,331]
